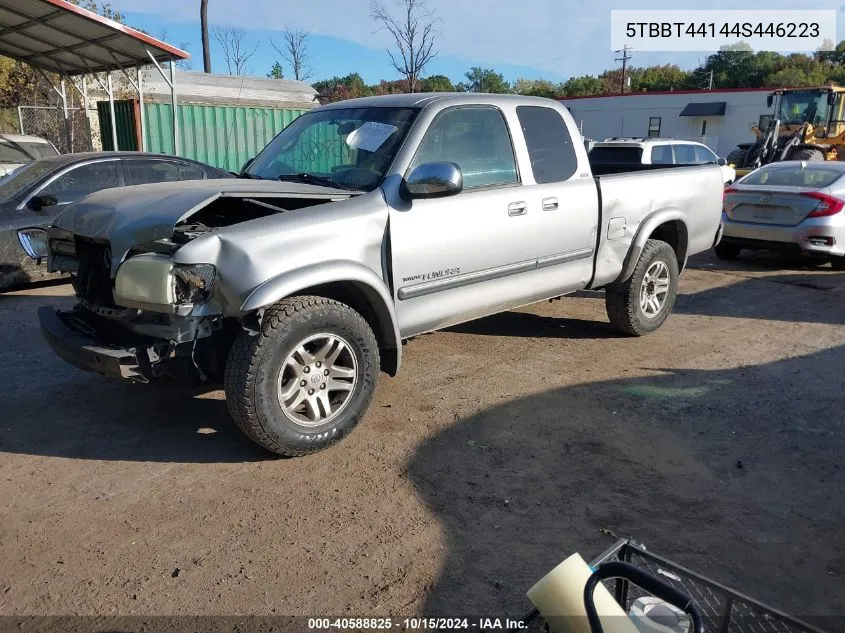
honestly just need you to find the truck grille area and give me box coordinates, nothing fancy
[71,237,116,307]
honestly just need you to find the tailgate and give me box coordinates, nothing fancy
[724,187,825,226]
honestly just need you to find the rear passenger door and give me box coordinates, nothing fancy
[515,105,600,299]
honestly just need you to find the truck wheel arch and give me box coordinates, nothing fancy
[617,210,688,283]
[239,262,402,375]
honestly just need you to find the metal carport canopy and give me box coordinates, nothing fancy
[0,0,190,151]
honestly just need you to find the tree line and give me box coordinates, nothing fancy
[313,41,845,103]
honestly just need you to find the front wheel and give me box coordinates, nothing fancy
[605,239,679,336]
[224,296,380,456]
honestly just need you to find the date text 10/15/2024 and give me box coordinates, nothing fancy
[308,617,528,630]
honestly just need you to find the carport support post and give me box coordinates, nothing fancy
[137,66,147,152]
[146,50,180,156]
[107,72,118,151]
[60,78,72,153]
[169,59,178,155]
[67,76,94,152]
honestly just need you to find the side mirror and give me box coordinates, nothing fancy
[766,94,774,108]
[240,157,255,173]
[717,157,728,166]
[402,162,463,199]
[28,194,58,211]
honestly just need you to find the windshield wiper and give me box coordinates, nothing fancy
[277,172,353,191]
[237,172,265,179]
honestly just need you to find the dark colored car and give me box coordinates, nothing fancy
[0,152,232,290]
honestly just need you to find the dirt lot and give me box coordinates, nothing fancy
[1,252,843,628]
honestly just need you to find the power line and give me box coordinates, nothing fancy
[614,45,633,93]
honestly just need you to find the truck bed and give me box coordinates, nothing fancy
[591,164,725,288]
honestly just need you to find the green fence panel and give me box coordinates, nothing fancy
[96,100,139,151]
[142,103,305,172]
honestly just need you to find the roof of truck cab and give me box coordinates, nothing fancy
[317,92,565,110]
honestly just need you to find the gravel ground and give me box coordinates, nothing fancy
[0,252,843,630]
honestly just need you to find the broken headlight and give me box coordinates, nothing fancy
[172,264,216,305]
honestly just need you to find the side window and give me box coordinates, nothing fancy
[38,161,120,204]
[124,159,181,185]
[693,145,717,164]
[650,145,673,165]
[673,144,696,164]
[515,105,577,183]
[176,161,206,180]
[411,107,518,189]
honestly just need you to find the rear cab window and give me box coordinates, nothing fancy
[515,106,577,183]
[588,146,643,164]
[741,166,844,188]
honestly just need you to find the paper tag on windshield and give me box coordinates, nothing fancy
[346,122,398,153]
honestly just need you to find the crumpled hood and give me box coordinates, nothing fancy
[52,178,351,270]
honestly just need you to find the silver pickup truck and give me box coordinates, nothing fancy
[39,93,724,456]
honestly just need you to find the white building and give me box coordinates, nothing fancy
[560,87,775,157]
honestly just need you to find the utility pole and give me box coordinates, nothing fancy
[614,45,632,93]
[708,69,714,90]
[201,0,212,73]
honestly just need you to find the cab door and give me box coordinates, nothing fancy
[513,105,600,299]
[387,105,539,336]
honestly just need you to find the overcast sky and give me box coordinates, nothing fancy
[109,0,845,83]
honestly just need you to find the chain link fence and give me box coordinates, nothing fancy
[0,106,98,154]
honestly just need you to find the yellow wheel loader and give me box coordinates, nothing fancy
[728,86,845,178]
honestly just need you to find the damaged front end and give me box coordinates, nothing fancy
[39,183,351,383]
[40,232,232,383]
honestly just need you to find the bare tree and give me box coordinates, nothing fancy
[271,29,314,81]
[200,0,212,73]
[212,26,259,75]
[370,0,438,93]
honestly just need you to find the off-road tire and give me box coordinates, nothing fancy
[224,296,379,457]
[605,239,679,336]
[788,147,825,162]
[714,242,742,260]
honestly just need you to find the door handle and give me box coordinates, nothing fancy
[508,201,527,216]
[542,197,559,211]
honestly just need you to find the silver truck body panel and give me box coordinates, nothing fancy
[45,93,724,379]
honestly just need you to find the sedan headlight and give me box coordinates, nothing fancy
[18,228,47,260]
[172,264,216,305]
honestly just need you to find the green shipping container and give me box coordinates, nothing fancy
[97,101,306,172]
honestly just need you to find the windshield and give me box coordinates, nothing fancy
[0,160,57,202]
[0,140,58,163]
[777,90,831,126]
[246,106,419,191]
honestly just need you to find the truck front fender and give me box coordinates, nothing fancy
[617,209,687,283]
[240,260,402,374]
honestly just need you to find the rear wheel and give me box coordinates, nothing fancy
[714,242,742,260]
[224,296,379,457]
[788,147,825,162]
[605,239,679,336]
[831,257,845,271]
